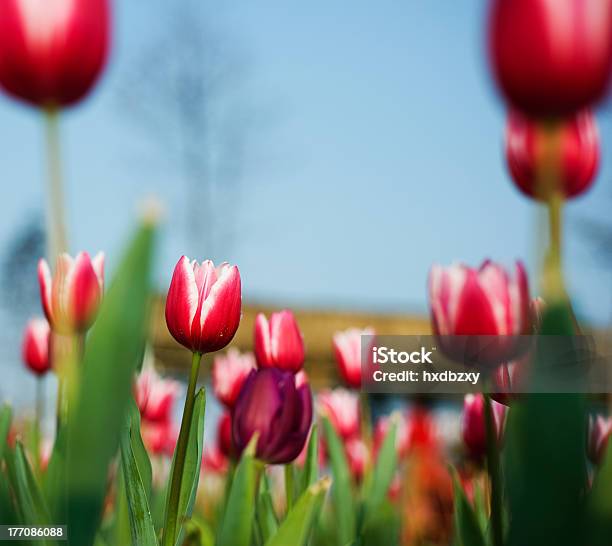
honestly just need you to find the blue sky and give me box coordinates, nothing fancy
[1,0,611,326]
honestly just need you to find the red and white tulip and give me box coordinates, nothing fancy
[254,310,305,373]
[318,388,360,440]
[21,317,51,376]
[165,257,241,355]
[212,349,255,408]
[333,327,375,389]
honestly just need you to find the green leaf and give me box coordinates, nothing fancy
[63,221,156,545]
[0,404,12,462]
[265,476,330,546]
[183,517,215,546]
[298,425,319,496]
[451,468,486,546]
[256,477,278,544]
[163,388,206,546]
[216,438,258,546]
[120,424,158,546]
[585,436,612,545]
[127,398,153,501]
[322,416,355,545]
[503,302,587,546]
[362,416,397,528]
[360,500,401,546]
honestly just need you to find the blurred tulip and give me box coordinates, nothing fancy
[406,406,439,453]
[491,358,527,405]
[165,257,241,354]
[462,394,507,461]
[254,310,305,373]
[0,0,110,108]
[588,414,612,465]
[134,368,182,423]
[212,349,255,408]
[506,110,599,200]
[217,411,233,459]
[345,437,369,482]
[38,252,104,334]
[429,260,530,367]
[202,443,229,474]
[232,368,312,465]
[318,388,360,440]
[141,420,178,458]
[21,317,51,375]
[332,327,374,388]
[489,0,612,117]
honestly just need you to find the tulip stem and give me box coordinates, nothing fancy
[44,108,68,262]
[162,351,202,546]
[484,393,504,546]
[284,464,294,512]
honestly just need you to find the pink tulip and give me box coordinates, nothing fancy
[462,394,507,461]
[318,388,360,440]
[165,257,241,354]
[254,310,305,373]
[0,0,110,108]
[134,368,182,424]
[345,437,369,482]
[21,317,51,376]
[588,415,612,465]
[141,420,178,458]
[212,349,255,408]
[38,251,104,334]
[429,260,530,366]
[202,443,229,474]
[374,414,409,459]
[332,327,375,389]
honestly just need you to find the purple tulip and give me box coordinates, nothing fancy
[232,368,312,464]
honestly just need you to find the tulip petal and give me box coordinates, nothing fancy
[165,256,199,350]
[453,269,499,335]
[254,313,272,365]
[69,251,102,331]
[37,258,53,324]
[269,310,304,371]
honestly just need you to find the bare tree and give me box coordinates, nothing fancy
[118,0,256,259]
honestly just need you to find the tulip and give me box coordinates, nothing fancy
[462,394,507,461]
[21,317,51,376]
[38,251,104,334]
[202,443,229,474]
[374,414,408,459]
[212,349,255,408]
[429,260,530,367]
[0,0,110,108]
[318,388,360,440]
[506,110,599,201]
[217,411,234,459]
[134,368,182,424]
[232,368,312,465]
[254,310,305,373]
[588,415,612,465]
[489,0,612,117]
[345,437,369,482]
[333,327,375,388]
[141,420,178,458]
[165,257,241,355]
[406,407,439,453]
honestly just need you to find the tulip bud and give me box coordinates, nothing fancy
[165,257,241,354]
[0,0,110,108]
[462,394,506,461]
[506,110,599,201]
[38,252,104,334]
[217,411,234,459]
[489,0,612,117]
[232,368,312,465]
[318,388,360,440]
[212,349,255,408]
[134,368,182,424]
[21,317,51,376]
[429,260,530,367]
[332,327,375,389]
[588,415,612,465]
[254,310,305,373]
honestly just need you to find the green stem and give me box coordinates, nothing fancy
[162,351,202,546]
[284,464,294,513]
[44,108,68,261]
[484,393,503,546]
